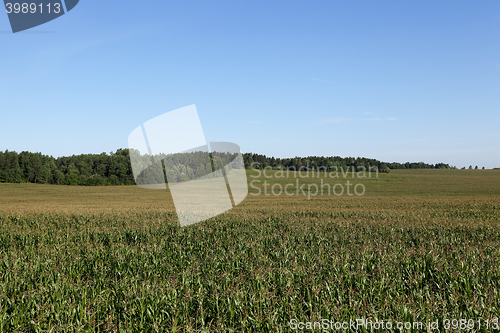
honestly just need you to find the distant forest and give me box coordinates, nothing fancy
[0,149,453,186]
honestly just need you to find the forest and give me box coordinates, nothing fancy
[0,149,451,186]
[242,153,451,172]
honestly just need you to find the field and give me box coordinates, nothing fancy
[0,169,500,332]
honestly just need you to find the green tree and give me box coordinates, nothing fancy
[379,163,390,173]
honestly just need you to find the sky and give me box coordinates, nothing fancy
[0,0,499,168]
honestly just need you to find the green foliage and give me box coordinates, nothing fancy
[0,170,499,330]
[0,149,463,186]
[379,163,390,173]
[133,150,237,185]
[0,207,499,331]
[243,154,392,173]
[242,154,452,173]
[0,149,135,186]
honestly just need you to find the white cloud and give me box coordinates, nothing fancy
[321,117,396,123]
[310,78,334,84]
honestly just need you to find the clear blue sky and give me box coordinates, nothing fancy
[1,1,499,168]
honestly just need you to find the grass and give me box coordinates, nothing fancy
[0,169,499,332]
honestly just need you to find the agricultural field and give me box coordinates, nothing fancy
[0,169,499,332]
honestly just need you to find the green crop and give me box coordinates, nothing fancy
[0,169,499,332]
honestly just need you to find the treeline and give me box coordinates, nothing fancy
[131,150,240,185]
[243,154,390,173]
[386,162,451,169]
[0,149,134,186]
[242,154,451,172]
[0,149,452,186]
[0,149,243,186]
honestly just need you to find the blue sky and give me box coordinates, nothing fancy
[1,0,499,168]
